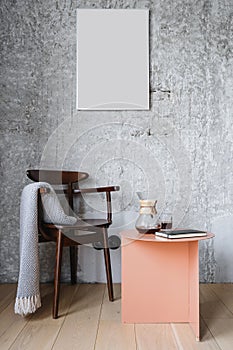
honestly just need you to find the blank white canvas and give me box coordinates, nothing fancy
[77,9,149,110]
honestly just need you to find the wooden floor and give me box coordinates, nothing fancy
[1,283,233,350]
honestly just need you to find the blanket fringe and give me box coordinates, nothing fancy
[14,295,41,316]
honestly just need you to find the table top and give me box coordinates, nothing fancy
[120,229,214,243]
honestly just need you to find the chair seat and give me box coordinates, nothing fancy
[44,218,111,230]
[81,218,111,227]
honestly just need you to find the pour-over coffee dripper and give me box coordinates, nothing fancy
[135,192,160,234]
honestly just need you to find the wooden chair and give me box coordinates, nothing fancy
[26,169,120,318]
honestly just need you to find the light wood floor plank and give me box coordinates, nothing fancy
[52,284,105,350]
[136,324,178,350]
[9,283,77,350]
[0,284,17,313]
[95,284,136,350]
[0,284,52,350]
[204,318,233,350]
[0,304,30,350]
[200,284,233,319]
[171,319,221,350]
[209,284,233,315]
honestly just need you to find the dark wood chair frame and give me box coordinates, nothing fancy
[27,169,120,318]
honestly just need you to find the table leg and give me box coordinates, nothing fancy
[188,241,200,341]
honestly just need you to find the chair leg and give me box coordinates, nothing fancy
[102,227,114,301]
[53,229,63,319]
[70,246,78,284]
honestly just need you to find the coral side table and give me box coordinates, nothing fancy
[120,229,214,341]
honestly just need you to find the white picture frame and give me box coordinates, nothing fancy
[76,9,149,110]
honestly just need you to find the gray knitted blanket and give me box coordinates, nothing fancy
[14,182,77,316]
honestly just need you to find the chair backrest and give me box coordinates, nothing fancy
[26,169,89,185]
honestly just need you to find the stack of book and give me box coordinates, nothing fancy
[156,229,207,239]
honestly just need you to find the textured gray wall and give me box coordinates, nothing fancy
[1,0,233,283]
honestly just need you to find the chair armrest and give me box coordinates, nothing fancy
[73,186,120,194]
[47,186,120,224]
[73,186,120,224]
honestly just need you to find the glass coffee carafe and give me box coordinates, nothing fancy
[135,199,160,234]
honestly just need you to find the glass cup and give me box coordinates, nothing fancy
[159,212,172,229]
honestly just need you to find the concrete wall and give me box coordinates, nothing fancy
[1,0,233,283]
